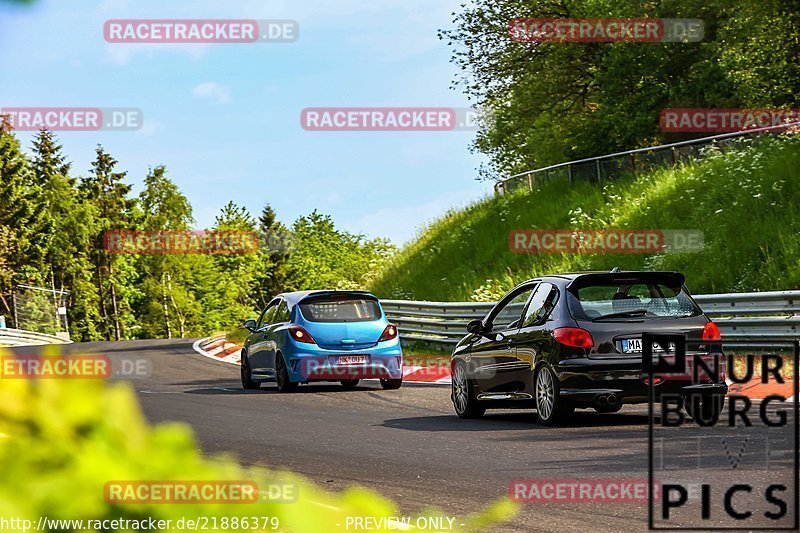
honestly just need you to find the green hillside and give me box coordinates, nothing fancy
[369,134,800,301]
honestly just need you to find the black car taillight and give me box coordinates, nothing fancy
[288,325,316,344]
[552,327,594,349]
[702,321,721,341]
[379,324,398,342]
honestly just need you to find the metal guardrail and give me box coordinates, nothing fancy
[382,290,800,347]
[495,121,800,194]
[0,328,73,347]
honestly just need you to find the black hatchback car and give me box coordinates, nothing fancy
[450,270,727,425]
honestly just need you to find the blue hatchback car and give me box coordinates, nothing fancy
[240,290,403,391]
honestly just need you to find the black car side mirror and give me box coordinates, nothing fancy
[466,319,484,334]
[243,319,257,332]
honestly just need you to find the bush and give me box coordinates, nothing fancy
[0,347,516,532]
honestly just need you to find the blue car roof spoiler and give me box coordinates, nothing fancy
[283,290,379,308]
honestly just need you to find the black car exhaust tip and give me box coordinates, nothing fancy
[595,393,619,406]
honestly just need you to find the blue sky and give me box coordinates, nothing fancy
[0,0,491,245]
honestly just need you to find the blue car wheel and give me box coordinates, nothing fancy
[340,379,359,389]
[380,377,402,390]
[240,351,261,390]
[275,353,297,393]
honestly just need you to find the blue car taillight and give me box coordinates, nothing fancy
[378,324,398,342]
[288,325,317,344]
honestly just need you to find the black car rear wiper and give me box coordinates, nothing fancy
[592,309,649,321]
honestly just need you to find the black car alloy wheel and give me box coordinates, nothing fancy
[535,364,572,425]
[452,362,484,418]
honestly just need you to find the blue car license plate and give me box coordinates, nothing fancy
[335,355,367,365]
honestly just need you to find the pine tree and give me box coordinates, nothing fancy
[210,202,262,329]
[255,203,289,305]
[30,130,101,341]
[79,146,136,340]
[0,128,37,318]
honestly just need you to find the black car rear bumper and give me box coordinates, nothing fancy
[556,356,728,405]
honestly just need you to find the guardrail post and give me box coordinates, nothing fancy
[567,165,573,184]
[12,291,18,329]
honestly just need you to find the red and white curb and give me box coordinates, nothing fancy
[193,335,241,365]
[725,378,795,402]
[192,335,451,385]
[402,365,450,384]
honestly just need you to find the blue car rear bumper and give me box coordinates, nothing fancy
[285,339,403,382]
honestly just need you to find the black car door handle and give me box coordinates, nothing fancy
[507,338,515,347]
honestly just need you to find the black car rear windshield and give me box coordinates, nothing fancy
[567,279,701,320]
[299,295,382,323]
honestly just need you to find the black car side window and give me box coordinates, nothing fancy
[489,284,537,330]
[521,283,558,327]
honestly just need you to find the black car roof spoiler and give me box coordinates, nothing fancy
[567,271,686,290]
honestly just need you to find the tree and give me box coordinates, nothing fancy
[79,146,137,340]
[254,203,290,304]
[441,0,800,179]
[0,127,41,316]
[30,130,102,340]
[135,165,198,338]
[279,210,396,291]
[192,202,263,331]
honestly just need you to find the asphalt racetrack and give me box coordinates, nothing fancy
[15,339,797,532]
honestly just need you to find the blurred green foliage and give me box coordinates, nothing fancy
[0,347,517,532]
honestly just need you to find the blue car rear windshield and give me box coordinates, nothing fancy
[299,296,382,323]
[567,281,701,320]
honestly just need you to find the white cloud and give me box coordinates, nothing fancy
[323,192,341,205]
[135,119,164,137]
[191,81,232,104]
